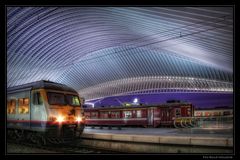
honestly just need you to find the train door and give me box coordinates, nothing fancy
[175,108,181,118]
[161,108,171,122]
[153,108,161,127]
[180,106,187,117]
[180,105,192,117]
[148,108,154,126]
[30,90,46,131]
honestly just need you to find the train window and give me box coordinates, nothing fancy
[100,112,109,119]
[84,112,90,119]
[175,108,181,117]
[110,111,120,118]
[205,112,210,117]
[124,111,132,118]
[91,112,98,118]
[18,98,29,114]
[195,111,201,117]
[66,94,80,106]
[141,110,147,118]
[47,92,65,105]
[7,99,16,114]
[223,111,230,115]
[136,110,142,118]
[33,92,43,105]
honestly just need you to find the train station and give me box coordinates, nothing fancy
[6,6,234,155]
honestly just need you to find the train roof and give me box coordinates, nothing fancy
[84,102,192,111]
[7,80,77,94]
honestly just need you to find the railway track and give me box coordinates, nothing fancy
[7,138,122,153]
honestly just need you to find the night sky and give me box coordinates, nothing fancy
[87,93,233,109]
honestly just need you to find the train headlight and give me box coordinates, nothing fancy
[76,117,82,122]
[57,116,64,123]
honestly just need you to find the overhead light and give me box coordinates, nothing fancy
[133,98,139,105]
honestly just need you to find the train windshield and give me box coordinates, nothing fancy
[66,94,81,106]
[47,92,66,105]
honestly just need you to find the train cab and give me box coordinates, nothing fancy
[7,80,85,144]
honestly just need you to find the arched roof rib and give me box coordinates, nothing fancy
[7,7,233,100]
[81,76,233,100]
[55,46,232,88]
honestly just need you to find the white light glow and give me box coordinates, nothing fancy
[132,98,140,105]
[133,98,138,103]
[57,116,64,123]
[76,117,82,122]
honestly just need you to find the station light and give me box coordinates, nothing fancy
[133,98,138,104]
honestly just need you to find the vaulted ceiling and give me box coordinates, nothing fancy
[7,7,233,100]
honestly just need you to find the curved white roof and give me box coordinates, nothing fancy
[7,7,233,100]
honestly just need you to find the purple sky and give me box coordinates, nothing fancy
[87,93,233,109]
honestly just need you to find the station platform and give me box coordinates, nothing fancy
[82,127,233,147]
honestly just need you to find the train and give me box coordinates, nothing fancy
[194,107,233,117]
[7,80,85,144]
[83,100,194,128]
[83,101,233,129]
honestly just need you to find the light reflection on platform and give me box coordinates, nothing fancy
[83,126,233,138]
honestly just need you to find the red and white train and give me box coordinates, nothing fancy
[83,101,194,128]
[194,107,233,117]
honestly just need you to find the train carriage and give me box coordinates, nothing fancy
[7,80,85,144]
[194,108,233,117]
[84,102,194,128]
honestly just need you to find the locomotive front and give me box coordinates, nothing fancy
[40,89,85,139]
